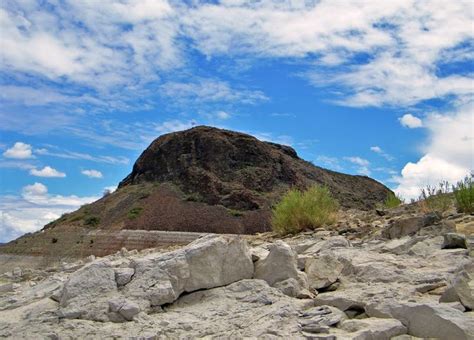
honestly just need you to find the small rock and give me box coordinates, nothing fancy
[115,268,135,286]
[12,267,22,277]
[0,283,14,293]
[274,278,302,298]
[442,233,467,249]
[303,237,350,255]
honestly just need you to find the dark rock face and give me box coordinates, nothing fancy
[119,126,392,211]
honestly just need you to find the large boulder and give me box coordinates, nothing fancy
[254,240,300,286]
[58,235,254,321]
[58,260,117,321]
[338,318,407,339]
[368,302,474,340]
[305,253,343,290]
[451,263,474,309]
[381,213,441,239]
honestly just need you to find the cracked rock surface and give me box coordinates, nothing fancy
[0,209,473,339]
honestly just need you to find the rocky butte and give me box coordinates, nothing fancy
[1,126,391,257]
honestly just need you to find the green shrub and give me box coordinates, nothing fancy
[418,181,453,214]
[383,192,403,209]
[84,216,100,227]
[227,208,244,217]
[272,185,339,235]
[453,175,474,213]
[128,207,143,219]
[184,192,202,202]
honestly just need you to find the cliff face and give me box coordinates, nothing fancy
[1,126,394,257]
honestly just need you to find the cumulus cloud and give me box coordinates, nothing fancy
[399,114,423,128]
[0,183,99,242]
[22,182,48,197]
[29,166,66,178]
[394,104,473,199]
[3,142,33,159]
[81,169,103,178]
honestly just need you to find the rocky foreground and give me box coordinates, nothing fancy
[0,208,473,339]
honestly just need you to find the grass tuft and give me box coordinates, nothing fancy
[271,185,339,235]
[84,216,100,227]
[383,192,403,209]
[418,181,453,215]
[128,207,143,220]
[453,175,474,214]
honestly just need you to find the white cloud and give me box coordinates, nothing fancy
[0,0,180,90]
[184,1,472,107]
[370,146,382,153]
[215,111,231,120]
[399,113,423,128]
[370,145,394,161]
[35,147,129,165]
[103,186,117,194]
[160,79,267,105]
[22,182,48,197]
[154,120,198,134]
[29,166,66,178]
[394,104,473,199]
[315,155,342,171]
[81,169,103,178]
[394,154,468,199]
[345,156,370,167]
[1,182,99,242]
[3,142,33,159]
[344,156,371,176]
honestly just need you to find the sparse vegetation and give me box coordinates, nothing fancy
[271,185,339,235]
[84,216,100,227]
[184,192,203,202]
[453,175,474,213]
[128,207,143,219]
[227,208,244,217]
[383,192,403,209]
[418,181,453,214]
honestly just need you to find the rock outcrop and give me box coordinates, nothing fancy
[58,235,253,322]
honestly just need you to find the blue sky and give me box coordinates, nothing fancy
[0,0,473,242]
